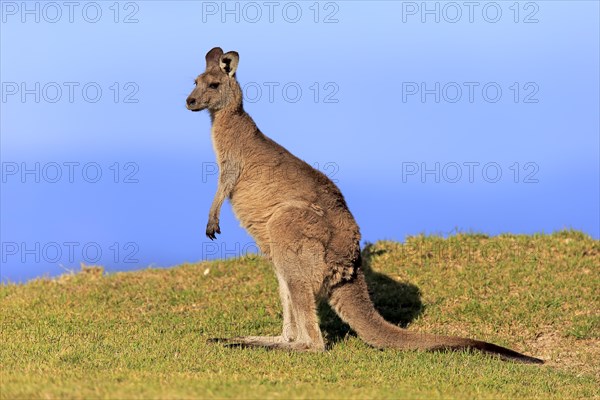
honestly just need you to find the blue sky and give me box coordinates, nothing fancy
[1,1,599,282]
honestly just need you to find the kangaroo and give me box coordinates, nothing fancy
[186,47,543,364]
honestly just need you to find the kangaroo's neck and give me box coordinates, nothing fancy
[209,105,262,160]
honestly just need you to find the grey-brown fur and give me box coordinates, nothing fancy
[186,47,543,364]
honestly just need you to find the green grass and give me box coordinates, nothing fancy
[1,230,599,399]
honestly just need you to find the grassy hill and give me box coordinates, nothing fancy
[1,231,598,399]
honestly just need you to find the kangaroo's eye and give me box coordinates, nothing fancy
[209,82,220,89]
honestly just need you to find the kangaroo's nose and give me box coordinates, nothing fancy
[187,97,196,106]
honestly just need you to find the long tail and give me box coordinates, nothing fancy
[328,269,543,364]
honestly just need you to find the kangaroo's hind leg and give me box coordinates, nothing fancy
[218,205,329,351]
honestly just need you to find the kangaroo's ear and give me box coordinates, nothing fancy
[219,51,239,77]
[205,47,224,68]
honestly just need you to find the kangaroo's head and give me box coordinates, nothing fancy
[186,47,241,113]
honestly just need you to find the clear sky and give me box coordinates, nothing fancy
[1,1,599,282]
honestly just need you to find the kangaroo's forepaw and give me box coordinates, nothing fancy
[206,220,221,240]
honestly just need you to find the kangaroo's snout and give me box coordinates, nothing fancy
[186,96,196,109]
[186,96,202,112]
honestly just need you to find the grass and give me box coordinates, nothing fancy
[1,230,599,399]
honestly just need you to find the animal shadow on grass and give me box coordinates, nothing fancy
[319,243,424,346]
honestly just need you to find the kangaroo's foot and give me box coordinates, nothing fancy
[210,335,324,352]
[209,335,286,345]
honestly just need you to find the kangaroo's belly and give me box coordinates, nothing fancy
[229,181,322,256]
[229,184,284,255]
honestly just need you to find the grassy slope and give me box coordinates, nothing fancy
[1,231,598,399]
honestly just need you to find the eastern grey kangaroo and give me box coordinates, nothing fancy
[186,47,542,364]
